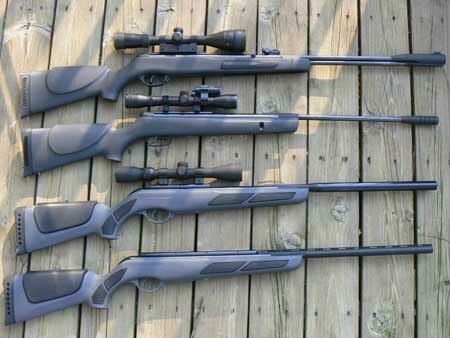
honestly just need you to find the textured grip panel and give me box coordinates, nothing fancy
[22,270,87,303]
[113,200,136,221]
[208,193,252,205]
[91,284,108,305]
[249,192,295,203]
[4,277,15,325]
[34,201,97,233]
[104,269,127,291]
[200,262,246,274]
[242,260,289,271]
[101,215,117,235]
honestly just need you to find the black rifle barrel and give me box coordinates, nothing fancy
[307,53,445,66]
[306,181,437,192]
[296,244,432,258]
[298,114,438,125]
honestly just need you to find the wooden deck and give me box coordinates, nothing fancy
[0,0,449,337]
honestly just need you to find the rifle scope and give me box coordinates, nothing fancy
[125,85,237,111]
[115,162,242,183]
[114,27,246,53]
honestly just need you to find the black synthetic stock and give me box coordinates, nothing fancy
[20,67,110,117]
[22,113,299,175]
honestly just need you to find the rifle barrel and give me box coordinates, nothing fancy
[298,114,439,125]
[299,244,432,258]
[307,53,445,66]
[307,181,437,192]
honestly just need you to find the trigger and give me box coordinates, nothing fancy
[140,74,171,87]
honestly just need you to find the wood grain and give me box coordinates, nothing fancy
[0,1,56,337]
[191,1,257,337]
[360,1,415,337]
[306,1,359,337]
[249,0,307,337]
[410,1,450,337]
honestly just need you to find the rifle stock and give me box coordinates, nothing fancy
[15,185,310,254]
[21,55,311,116]
[22,113,299,176]
[14,181,437,254]
[5,245,431,324]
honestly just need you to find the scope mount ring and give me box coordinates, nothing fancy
[142,208,175,224]
[140,74,171,87]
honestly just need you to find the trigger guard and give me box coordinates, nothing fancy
[133,279,165,293]
[141,209,174,224]
[140,74,170,87]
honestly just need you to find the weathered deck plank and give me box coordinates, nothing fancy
[0,1,56,338]
[306,1,359,337]
[249,0,308,337]
[410,1,450,338]
[360,1,415,337]
[191,1,257,337]
[137,1,206,337]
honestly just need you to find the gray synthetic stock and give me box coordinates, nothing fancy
[6,251,302,324]
[16,185,310,253]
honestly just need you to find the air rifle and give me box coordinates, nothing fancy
[14,180,437,254]
[21,86,438,176]
[20,27,446,116]
[4,243,432,324]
